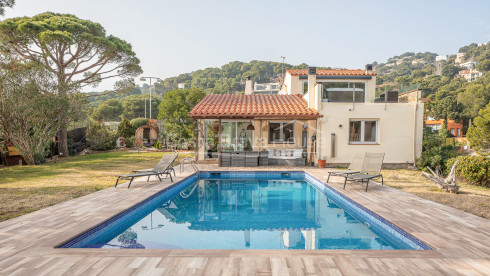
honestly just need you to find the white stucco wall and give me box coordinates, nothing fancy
[315,102,424,164]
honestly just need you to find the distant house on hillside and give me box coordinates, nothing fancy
[396,59,405,65]
[244,76,280,95]
[425,117,464,137]
[411,59,426,65]
[455,53,465,64]
[435,55,448,61]
[460,61,477,69]
[458,69,484,82]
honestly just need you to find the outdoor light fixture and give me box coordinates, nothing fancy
[246,120,255,131]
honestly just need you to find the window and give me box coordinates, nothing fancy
[302,81,308,94]
[269,122,295,143]
[349,120,377,143]
[450,129,455,135]
[322,82,365,103]
[457,128,461,137]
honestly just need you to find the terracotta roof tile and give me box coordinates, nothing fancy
[188,94,320,119]
[287,69,376,76]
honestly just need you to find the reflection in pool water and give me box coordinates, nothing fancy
[89,179,395,250]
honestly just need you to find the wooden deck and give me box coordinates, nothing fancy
[0,165,489,275]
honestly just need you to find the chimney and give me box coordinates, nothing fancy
[244,76,253,95]
[365,64,373,74]
[308,67,317,108]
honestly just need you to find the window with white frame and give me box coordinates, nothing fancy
[349,120,378,143]
[269,121,295,143]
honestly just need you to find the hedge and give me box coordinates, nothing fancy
[446,156,490,187]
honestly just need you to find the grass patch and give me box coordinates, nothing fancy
[0,151,194,222]
[382,169,490,219]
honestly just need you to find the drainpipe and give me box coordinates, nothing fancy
[412,97,419,164]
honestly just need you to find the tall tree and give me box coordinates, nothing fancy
[91,98,123,122]
[122,95,159,120]
[467,103,490,155]
[429,96,463,137]
[0,12,142,157]
[0,62,64,165]
[157,88,206,141]
[0,0,14,16]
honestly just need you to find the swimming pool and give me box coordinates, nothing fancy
[59,171,432,250]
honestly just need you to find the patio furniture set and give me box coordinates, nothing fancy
[220,149,305,167]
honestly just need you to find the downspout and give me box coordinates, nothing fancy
[412,95,418,164]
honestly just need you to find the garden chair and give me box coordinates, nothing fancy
[115,154,178,188]
[133,153,178,178]
[326,153,365,182]
[343,153,385,192]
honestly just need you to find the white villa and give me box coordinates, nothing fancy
[189,66,424,167]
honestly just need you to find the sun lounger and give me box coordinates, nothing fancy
[115,153,178,188]
[326,153,364,182]
[343,153,385,192]
[133,153,178,178]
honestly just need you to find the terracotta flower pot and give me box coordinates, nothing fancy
[318,159,326,168]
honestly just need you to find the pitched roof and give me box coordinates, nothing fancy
[188,94,320,119]
[287,69,376,76]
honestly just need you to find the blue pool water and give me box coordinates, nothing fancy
[60,171,432,250]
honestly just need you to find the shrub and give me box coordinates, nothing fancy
[126,137,135,148]
[118,117,135,138]
[86,123,118,151]
[154,141,161,149]
[446,156,490,187]
[416,128,458,173]
[130,118,149,130]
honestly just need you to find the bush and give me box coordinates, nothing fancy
[118,117,135,138]
[416,128,458,173]
[154,141,161,148]
[86,123,118,151]
[126,137,135,148]
[130,118,149,130]
[446,156,490,187]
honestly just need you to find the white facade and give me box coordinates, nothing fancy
[282,69,424,165]
[458,69,484,82]
[435,55,448,61]
[455,53,465,64]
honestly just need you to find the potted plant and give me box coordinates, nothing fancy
[318,158,326,168]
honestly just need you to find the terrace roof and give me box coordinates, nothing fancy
[188,94,320,119]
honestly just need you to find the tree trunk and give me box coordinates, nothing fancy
[57,78,70,158]
[57,115,69,157]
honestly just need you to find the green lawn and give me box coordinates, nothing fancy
[0,151,194,222]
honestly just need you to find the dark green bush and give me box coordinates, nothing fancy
[446,156,490,187]
[416,128,458,173]
[130,118,149,130]
[126,137,135,148]
[86,123,118,151]
[117,117,135,138]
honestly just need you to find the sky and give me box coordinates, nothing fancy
[4,0,490,91]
